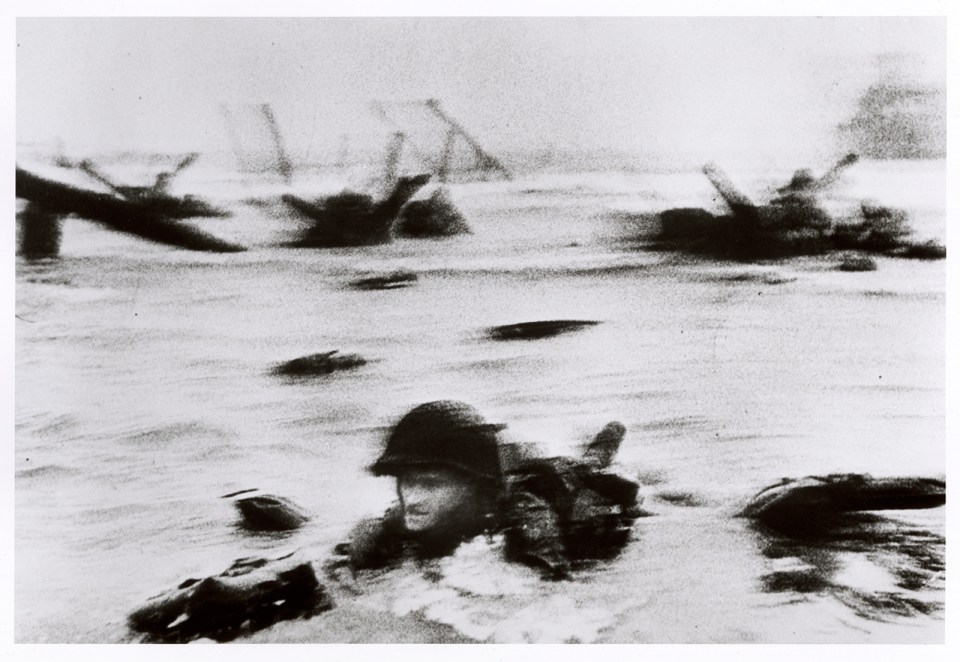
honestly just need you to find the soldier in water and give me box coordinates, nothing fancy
[327,400,644,581]
[128,400,644,642]
[331,400,506,572]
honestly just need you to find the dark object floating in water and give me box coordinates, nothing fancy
[654,490,707,507]
[283,174,431,247]
[837,254,877,272]
[739,473,945,532]
[128,555,332,643]
[15,167,245,253]
[272,351,367,377]
[716,271,795,285]
[487,320,601,341]
[350,270,418,291]
[395,187,471,238]
[232,493,310,531]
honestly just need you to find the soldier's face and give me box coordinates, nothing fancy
[397,467,482,533]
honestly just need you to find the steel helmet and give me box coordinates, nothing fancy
[371,401,505,483]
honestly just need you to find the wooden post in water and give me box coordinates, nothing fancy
[17,202,62,258]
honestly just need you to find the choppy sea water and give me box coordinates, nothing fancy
[14,159,946,643]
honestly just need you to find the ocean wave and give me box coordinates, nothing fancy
[16,464,83,480]
[122,421,232,446]
[361,535,641,643]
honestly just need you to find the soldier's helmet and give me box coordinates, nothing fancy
[371,401,505,484]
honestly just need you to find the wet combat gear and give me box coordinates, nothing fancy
[128,554,331,643]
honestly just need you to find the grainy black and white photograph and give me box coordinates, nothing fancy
[11,3,953,649]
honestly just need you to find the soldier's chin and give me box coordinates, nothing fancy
[403,514,436,532]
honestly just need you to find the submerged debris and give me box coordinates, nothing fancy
[487,320,601,341]
[350,270,418,291]
[272,351,368,377]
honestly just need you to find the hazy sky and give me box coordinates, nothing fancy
[16,16,947,164]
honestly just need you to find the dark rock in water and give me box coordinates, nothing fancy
[272,351,367,377]
[487,320,601,341]
[128,555,332,643]
[395,187,471,238]
[234,494,311,531]
[284,174,431,247]
[837,254,877,272]
[739,473,945,534]
[350,270,418,291]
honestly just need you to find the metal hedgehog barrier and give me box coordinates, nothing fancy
[15,167,245,255]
